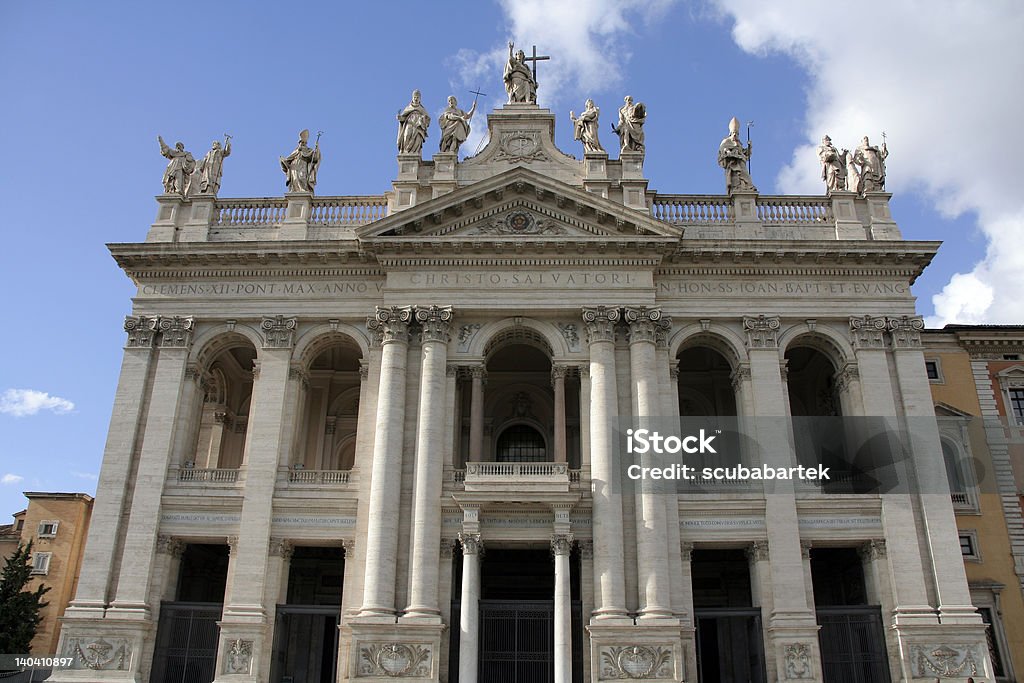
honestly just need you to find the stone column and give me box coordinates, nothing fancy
[848,316,933,622]
[406,305,454,620]
[66,316,159,616]
[360,306,413,617]
[624,306,672,619]
[108,316,195,618]
[552,534,574,683]
[581,306,627,618]
[458,533,483,683]
[656,322,685,621]
[214,316,297,683]
[552,365,568,464]
[468,365,486,462]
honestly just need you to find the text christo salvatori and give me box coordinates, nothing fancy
[625,428,830,482]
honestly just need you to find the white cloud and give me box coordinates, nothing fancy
[1,473,24,485]
[72,471,99,481]
[709,1,1024,325]
[0,388,75,417]
[450,0,678,156]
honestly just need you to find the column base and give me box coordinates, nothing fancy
[210,621,266,683]
[587,619,686,681]
[893,622,994,681]
[344,619,445,682]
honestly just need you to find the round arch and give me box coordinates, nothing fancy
[468,318,569,359]
[293,323,369,370]
[190,323,264,369]
[493,420,550,462]
[327,386,362,417]
[779,324,853,370]
[669,323,746,370]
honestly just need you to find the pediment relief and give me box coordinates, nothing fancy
[360,168,679,240]
[996,364,1024,388]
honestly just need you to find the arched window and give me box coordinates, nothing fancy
[496,424,547,462]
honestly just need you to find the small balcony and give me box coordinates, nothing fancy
[177,467,239,483]
[461,462,574,494]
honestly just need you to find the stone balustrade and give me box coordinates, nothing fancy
[215,198,288,226]
[287,469,352,485]
[177,467,239,483]
[310,197,388,225]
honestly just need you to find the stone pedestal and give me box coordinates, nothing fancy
[147,194,186,242]
[618,151,648,211]
[430,152,457,199]
[180,193,215,241]
[587,621,686,682]
[342,620,444,682]
[731,190,761,237]
[829,190,866,239]
[865,191,901,240]
[280,191,312,240]
[582,151,610,198]
[50,617,151,683]
[389,153,424,212]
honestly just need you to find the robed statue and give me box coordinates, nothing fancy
[280,129,321,193]
[196,136,232,196]
[397,90,430,155]
[817,135,849,193]
[157,136,195,196]
[852,136,888,194]
[612,96,646,154]
[504,42,537,104]
[717,117,756,194]
[438,96,476,155]
[570,99,605,154]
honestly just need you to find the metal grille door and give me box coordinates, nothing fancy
[150,602,222,683]
[480,600,554,683]
[817,607,891,683]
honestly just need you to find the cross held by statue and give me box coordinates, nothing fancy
[523,45,550,82]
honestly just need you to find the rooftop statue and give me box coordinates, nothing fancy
[612,96,646,154]
[570,99,605,154]
[397,90,430,155]
[817,135,849,193]
[504,41,538,104]
[853,135,888,194]
[718,117,757,194]
[438,96,476,155]
[280,129,321,194]
[157,136,195,197]
[196,135,232,196]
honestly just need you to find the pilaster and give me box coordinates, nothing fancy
[618,151,649,211]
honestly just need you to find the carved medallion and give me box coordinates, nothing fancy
[495,131,546,163]
[783,643,812,679]
[912,644,979,678]
[600,645,673,679]
[358,643,432,678]
[475,210,565,236]
[63,637,131,671]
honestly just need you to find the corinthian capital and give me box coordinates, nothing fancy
[742,315,780,350]
[886,315,924,349]
[158,316,195,348]
[261,315,298,349]
[849,315,887,350]
[415,305,454,344]
[458,532,483,556]
[550,533,574,557]
[124,315,158,348]
[367,306,413,345]
[581,306,621,344]
[623,306,666,345]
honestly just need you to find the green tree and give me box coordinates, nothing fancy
[0,541,51,656]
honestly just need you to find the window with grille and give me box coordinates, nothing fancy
[1009,388,1024,425]
[496,424,547,462]
[977,607,1006,678]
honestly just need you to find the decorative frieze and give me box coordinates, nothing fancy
[367,306,413,345]
[887,315,925,349]
[358,643,432,678]
[414,304,454,343]
[224,638,254,675]
[849,315,887,349]
[62,636,132,671]
[599,645,674,680]
[261,315,298,348]
[158,316,195,348]
[783,642,813,679]
[550,533,574,557]
[623,306,664,345]
[124,315,157,348]
[911,644,979,678]
[742,315,780,349]
[582,305,621,344]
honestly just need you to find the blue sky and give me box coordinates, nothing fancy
[0,1,1020,517]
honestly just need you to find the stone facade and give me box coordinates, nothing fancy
[52,100,997,683]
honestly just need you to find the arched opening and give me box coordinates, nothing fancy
[495,424,548,462]
[296,338,363,471]
[784,346,841,416]
[192,342,257,469]
[676,345,737,416]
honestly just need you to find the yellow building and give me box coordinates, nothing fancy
[0,492,94,655]
[924,327,1024,681]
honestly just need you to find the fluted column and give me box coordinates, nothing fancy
[109,316,195,618]
[624,306,672,619]
[552,534,574,683]
[581,306,627,618]
[68,317,159,616]
[552,365,568,464]
[406,305,454,619]
[468,365,486,462]
[458,533,483,683]
[360,306,413,616]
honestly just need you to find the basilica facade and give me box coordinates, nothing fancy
[51,90,996,682]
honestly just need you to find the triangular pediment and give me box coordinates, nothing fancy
[358,167,680,241]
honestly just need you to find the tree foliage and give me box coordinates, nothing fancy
[0,541,51,655]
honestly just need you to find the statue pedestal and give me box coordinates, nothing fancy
[180,194,215,242]
[829,190,867,239]
[280,192,312,240]
[731,190,762,237]
[583,152,610,198]
[618,151,648,211]
[864,191,901,240]
[147,194,186,242]
[430,152,457,199]
[388,154,427,213]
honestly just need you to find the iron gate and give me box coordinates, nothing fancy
[817,606,891,683]
[694,608,766,683]
[150,602,222,683]
[468,600,582,683]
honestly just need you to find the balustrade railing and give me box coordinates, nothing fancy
[288,469,351,484]
[652,194,837,228]
[757,197,833,224]
[652,196,732,223]
[178,468,239,483]
[310,197,388,225]
[465,462,569,478]
[214,198,288,226]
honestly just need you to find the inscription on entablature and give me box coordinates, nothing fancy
[657,279,909,298]
[397,270,649,289]
[139,280,385,298]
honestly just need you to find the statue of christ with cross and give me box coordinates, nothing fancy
[503,42,548,104]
